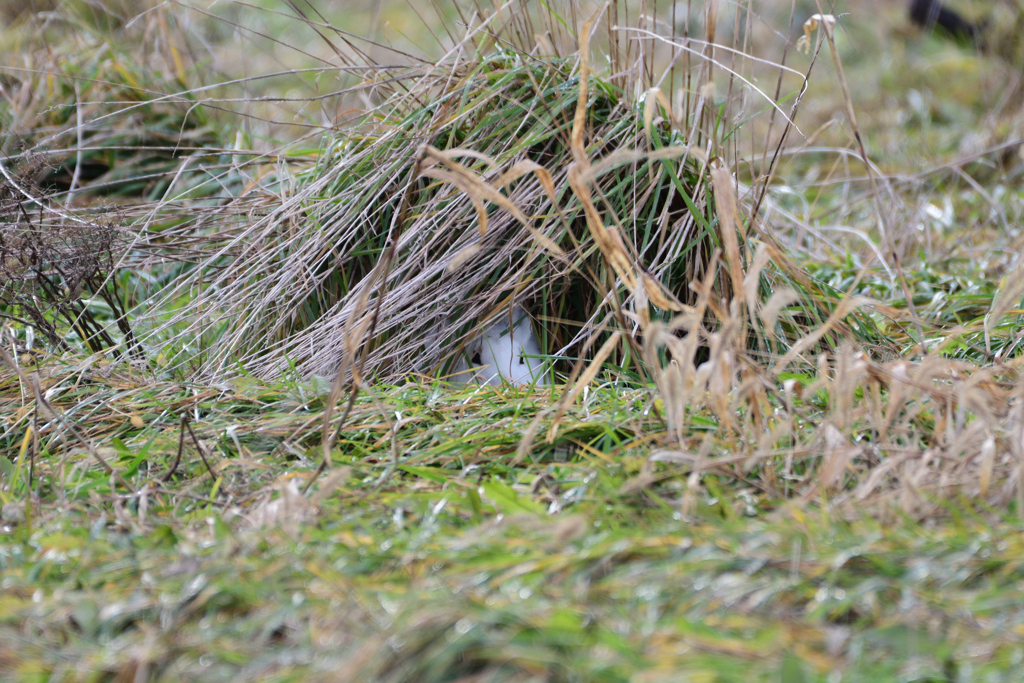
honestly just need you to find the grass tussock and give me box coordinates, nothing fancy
[141,9,718,381]
[133,1,874,385]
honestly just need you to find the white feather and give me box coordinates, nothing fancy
[452,306,547,386]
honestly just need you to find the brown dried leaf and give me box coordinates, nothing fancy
[710,163,744,304]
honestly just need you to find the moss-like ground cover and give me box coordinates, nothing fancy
[3,369,1024,681]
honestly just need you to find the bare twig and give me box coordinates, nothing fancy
[161,414,188,482]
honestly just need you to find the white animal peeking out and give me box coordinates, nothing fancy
[452,306,548,386]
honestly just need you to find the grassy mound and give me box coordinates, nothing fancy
[144,39,712,380]
[139,3,866,383]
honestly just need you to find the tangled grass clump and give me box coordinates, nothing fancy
[145,52,708,379]
[141,5,848,384]
[0,164,141,358]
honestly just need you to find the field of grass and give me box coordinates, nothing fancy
[3,0,1024,681]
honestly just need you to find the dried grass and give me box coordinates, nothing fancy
[137,1,833,385]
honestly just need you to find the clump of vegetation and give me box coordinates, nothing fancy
[0,0,265,367]
[140,4,868,387]
[141,27,712,380]
[0,171,137,357]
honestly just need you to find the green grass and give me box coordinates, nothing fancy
[2,371,1024,681]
